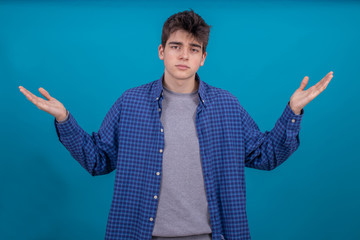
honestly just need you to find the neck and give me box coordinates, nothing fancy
[162,71,199,93]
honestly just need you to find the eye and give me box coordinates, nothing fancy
[170,46,179,49]
[192,48,199,53]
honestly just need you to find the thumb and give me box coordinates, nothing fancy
[299,76,309,91]
[38,87,52,100]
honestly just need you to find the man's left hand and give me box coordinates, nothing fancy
[289,71,334,114]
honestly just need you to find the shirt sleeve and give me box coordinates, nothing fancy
[54,94,124,176]
[241,101,304,170]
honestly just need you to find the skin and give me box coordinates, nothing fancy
[18,29,333,120]
[158,29,207,93]
[18,86,67,121]
[289,72,333,114]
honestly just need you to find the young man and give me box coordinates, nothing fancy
[19,9,333,240]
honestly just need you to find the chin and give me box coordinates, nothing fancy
[173,72,195,80]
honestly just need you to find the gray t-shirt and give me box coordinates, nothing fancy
[151,86,212,240]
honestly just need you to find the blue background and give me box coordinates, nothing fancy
[1,0,359,239]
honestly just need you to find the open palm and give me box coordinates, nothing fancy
[289,71,334,114]
[19,86,68,121]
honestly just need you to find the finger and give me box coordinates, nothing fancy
[299,76,309,91]
[325,71,334,82]
[39,87,53,101]
[19,86,45,107]
[308,74,333,98]
[19,86,36,102]
[315,72,333,91]
[319,73,333,92]
[313,72,333,90]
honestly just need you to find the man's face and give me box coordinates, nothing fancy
[158,29,207,82]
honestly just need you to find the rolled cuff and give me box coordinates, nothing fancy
[279,102,304,131]
[54,112,80,137]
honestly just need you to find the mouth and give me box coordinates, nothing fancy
[176,65,190,70]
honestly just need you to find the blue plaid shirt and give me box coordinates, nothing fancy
[55,73,303,240]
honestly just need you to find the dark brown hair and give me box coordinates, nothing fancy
[161,9,211,54]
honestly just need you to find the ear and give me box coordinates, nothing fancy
[158,44,164,60]
[200,51,207,66]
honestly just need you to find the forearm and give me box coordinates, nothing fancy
[54,112,117,176]
[244,103,303,170]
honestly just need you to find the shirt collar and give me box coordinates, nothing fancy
[152,72,207,106]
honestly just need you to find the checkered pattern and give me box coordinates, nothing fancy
[55,73,303,240]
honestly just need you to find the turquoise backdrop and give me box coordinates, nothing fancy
[1,0,359,239]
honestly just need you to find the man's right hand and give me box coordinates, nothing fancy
[19,86,68,122]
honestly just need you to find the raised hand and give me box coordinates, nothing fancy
[289,71,334,114]
[19,86,68,121]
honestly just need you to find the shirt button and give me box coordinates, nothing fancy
[159,149,163,153]
[202,99,205,103]
[150,217,154,221]
[154,195,158,199]
[292,119,296,123]
[159,108,161,112]
[156,172,160,176]
[161,128,164,132]
[156,97,159,100]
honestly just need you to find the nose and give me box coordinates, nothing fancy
[179,48,189,60]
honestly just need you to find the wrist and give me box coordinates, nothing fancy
[289,102,302,115]
[56,109,68,122]
[293,109,301,115]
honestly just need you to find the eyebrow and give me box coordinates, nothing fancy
[168,41,202,49]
